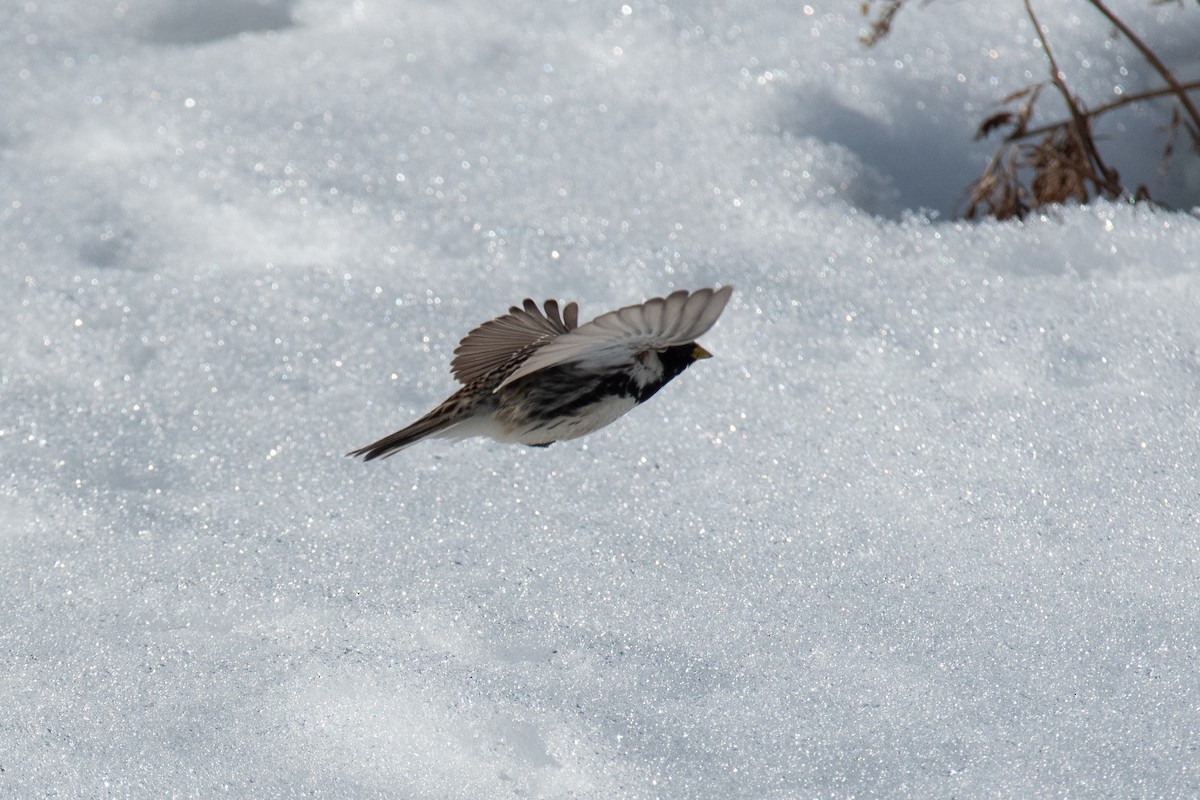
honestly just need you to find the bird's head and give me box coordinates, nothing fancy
[629,343,714,403]
[659,342,712,379]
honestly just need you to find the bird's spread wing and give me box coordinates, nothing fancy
[495,286,733,391]
[450,298,579,385]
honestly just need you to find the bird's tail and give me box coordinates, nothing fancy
[347,395,472,461]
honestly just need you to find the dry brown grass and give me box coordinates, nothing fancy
[860,0,1200,219]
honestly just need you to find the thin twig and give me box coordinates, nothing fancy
[1013,80,1200,141]
[1024,0,1121,195]
[859,0,907,46]
[1086,0,1200,141]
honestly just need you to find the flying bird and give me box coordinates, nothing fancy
[348,286,733,460]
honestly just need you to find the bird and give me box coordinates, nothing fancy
[348,286,733,460]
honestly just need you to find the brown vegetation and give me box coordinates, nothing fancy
[860,0,1200,219]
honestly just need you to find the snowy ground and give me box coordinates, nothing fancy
[3,0,1200,797]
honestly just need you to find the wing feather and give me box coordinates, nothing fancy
[495,286,732,390]
[450,298,579,385]
[659,289,688,339]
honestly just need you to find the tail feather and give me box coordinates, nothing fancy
[348,408,463,461]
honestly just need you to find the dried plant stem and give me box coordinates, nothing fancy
[861,0,1199,218]
[1023,0,1121,196]
[859,0,906,46]
[1017,80,1200,141]
[1085,0,1200,141]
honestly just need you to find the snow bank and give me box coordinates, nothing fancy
[2,0,1199,796]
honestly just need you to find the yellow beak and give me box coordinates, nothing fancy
[692,344,713,360]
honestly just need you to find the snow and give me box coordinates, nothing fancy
[3,0,1200,796]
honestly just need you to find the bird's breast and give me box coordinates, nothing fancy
[513,393,638,444]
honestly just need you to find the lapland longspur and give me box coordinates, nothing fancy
[349,286,733,460]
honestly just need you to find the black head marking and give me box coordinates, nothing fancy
[636,342,709,403]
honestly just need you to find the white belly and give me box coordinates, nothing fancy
[512,394,638,445]
[432,395,639,447]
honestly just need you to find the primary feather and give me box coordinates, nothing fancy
[450,298,578,385]
[496,286,733,390]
